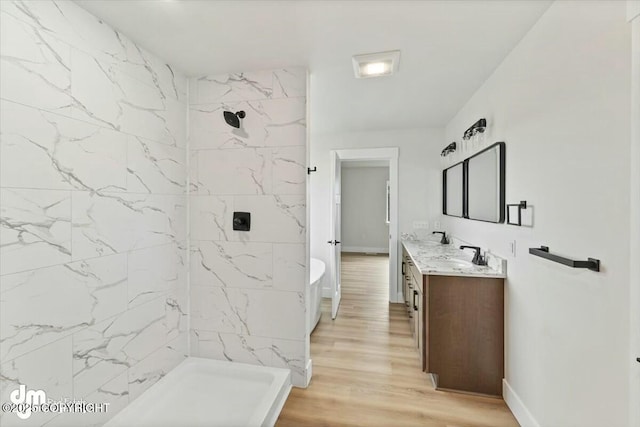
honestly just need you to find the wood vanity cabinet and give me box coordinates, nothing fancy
[402,250,425,370]
[401,247,504,397]
[425,274,504,397]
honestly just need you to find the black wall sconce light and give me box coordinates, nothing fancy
[463,118,487,140]
[440,142,457,157]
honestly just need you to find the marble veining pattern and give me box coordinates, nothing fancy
[189,67,308,387]
[1,100,128,192]
[71,296,180,399]
[197,147,272,195]
[128,243,182,308]
[126,135,186,194]
[190,286,305,340]
[272,146,306,195]
[230,195,305,243]
[0,10,72,116]
[71,191,185,260]
[190,241,273,289]
[190,70,274,104]
[402,237,506,278]
[44,372,129,427]
[0,188,72,275]
[2,4,308,425]
[190,331,306,386]
[0,337,72,427]
[190,97,306,150]
[0,2,187,425]
[1,5,187,147]
[273,243,306,291]
[189,195,231,241]
[127,334,187,401]
[0,253,127,362]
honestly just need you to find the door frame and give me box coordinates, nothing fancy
[329,151,342,318]
[329,147,400,303]
[628,1,640,424]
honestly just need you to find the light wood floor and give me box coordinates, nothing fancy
[277,253,519,427]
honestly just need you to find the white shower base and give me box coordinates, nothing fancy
[104,357,291,427]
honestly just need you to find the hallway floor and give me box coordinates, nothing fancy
[277,253,518,427]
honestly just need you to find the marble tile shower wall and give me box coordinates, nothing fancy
[0,1,188,426]
[189,69,308,386]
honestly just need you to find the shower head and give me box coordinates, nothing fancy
[223,110,246,128]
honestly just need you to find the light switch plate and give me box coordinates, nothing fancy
[413,221,429,230]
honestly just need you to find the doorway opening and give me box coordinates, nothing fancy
[340,161,391,319]
[327,148,399,320]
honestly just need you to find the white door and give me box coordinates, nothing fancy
[631,6,640,425]
[329,151,342,319]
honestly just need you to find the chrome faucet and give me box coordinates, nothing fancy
[432,231,450,244]
[460,245,488,266]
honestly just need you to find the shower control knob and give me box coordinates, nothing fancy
[232,212,250,231]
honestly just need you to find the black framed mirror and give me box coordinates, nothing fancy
[442,161,465,218]
[466,142,505,223]
[442,142,506,223]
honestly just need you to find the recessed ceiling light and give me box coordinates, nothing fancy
[352,50,400,79]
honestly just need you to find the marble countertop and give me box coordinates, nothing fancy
[402,238,507,279]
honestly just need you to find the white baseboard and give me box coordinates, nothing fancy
[341,246,389,254]
[395,291,403,303]
[304,359,312,388]
[322,287,332,298]
[503,379,540,427]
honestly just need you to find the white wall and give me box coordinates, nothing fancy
[188,68,309,387]
[310,128,445,294]
[442,1,631,426]
[0,2,188,426]
[341,166,390,252]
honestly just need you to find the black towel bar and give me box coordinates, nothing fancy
[529,246,600,272]
[507,201,527,226]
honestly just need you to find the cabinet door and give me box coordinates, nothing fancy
[413,289,420,350]
[402,260,409,308]
[407,276,414,332]
[405,257,414,317]
[417,286,424,370]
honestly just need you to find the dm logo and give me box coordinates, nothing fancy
[10,384,46,419]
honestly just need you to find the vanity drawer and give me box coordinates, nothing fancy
[410,264,423,293]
